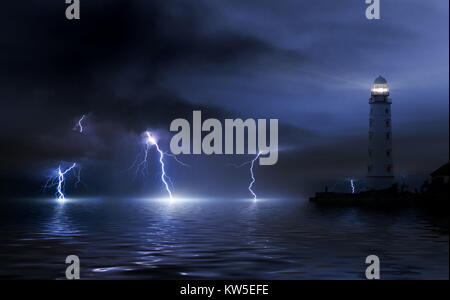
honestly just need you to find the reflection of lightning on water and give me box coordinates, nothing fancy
[44,162,81,202]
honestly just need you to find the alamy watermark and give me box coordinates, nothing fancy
[65,255,80,279]
[365,255,380,279]
[65,0,80,20]
[169,111,278,166]
[63,254,380,279]
[366,0,381,20]
[65,1,380,21]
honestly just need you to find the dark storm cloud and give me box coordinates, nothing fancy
[0,1,289,86]
[0,1,447,197]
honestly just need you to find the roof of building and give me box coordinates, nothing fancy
[431,162,449,177]
[374,75,388,84]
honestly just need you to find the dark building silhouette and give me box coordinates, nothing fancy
[430,163,449,185]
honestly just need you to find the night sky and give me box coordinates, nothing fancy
[0,1,448,198]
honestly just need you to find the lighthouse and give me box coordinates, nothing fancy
[366,76,394,190]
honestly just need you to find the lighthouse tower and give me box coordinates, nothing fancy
[366,76,394,190]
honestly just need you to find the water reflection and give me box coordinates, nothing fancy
[0,197,447,279]
[40,200,79,238]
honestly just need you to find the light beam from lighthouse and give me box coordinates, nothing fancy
[367,76,394,190]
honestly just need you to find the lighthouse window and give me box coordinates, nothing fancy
[386,150,391,158]
[386,120,390,127]
[385,108,390,114]
[386,133,391,140]
[387,165,392,172]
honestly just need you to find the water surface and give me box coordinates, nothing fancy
[0,197,447,279]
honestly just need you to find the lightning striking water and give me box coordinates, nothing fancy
[43,114,86,202]
[56,163,77,202]
[44,163,80,202]
[73,115,86,133]
[144,131,174,200]
[248,152,263,201]
[230,152,264,201]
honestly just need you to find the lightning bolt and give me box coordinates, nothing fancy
[73,114,86,133]
[134,135,152,177]
[328,178,357,194]
[165,152,190,168]
[44,162,81,202]
[231,151,264,201]
[43,114,86,202]
[350,179,356,194]
[249,151,264,201]
[143,131,174,200]
[130,131,189,180]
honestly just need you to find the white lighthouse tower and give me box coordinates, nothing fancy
[366,76,394,190]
